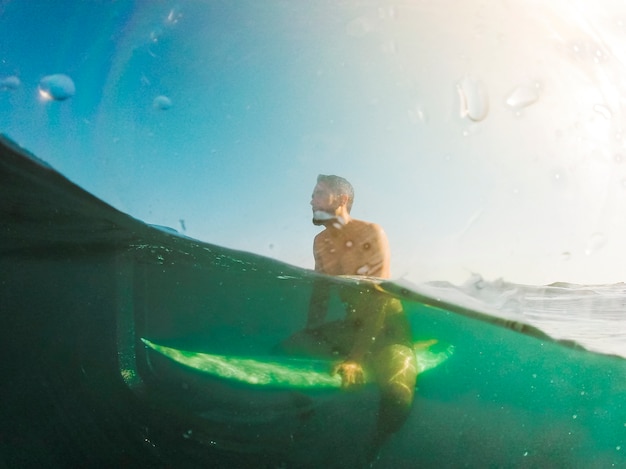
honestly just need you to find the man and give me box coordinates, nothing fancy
[287,174,418,454]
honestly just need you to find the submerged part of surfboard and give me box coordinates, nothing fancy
[141,338,453,389]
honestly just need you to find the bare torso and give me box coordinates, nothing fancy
[313,219,390,278]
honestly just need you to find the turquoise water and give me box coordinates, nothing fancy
[2,135,626,467]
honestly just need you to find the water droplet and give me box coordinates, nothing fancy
[408,105,426,124]
[166,7,182,25]
[457,77,489,122]
[345,241,353,248]
[381,40,397,55]
[38,74,75,101]
[561,251,571,262]
[150,28,162,43]
[0,75,20,90]
[505,85,539,111]
[593,104,612,119]
[346,17,372,37]
[585,232,607,256]
[593,48,607,63]
[378,6,396,20]
[153,95,172,110]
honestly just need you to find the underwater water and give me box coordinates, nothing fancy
[3,135,626,468]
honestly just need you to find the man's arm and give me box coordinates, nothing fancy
[332,292,387,387]
[366,223,391,279]
[306,280,330,329]
[306,236,329,328]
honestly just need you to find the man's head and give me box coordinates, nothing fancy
[311,174,354,226]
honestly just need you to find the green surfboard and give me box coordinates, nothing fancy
[141,338,453,389]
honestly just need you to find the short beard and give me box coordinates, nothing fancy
[312,210,335,226]
[312,210,346,227]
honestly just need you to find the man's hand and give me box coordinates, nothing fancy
[331,360,365,389]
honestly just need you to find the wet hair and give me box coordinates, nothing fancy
[317,174,354,213]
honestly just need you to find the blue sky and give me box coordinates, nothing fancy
[2,0,626,285]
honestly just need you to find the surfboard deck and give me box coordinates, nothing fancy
[141,337,453,390]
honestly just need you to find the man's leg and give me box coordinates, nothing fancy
[370,344,418,454]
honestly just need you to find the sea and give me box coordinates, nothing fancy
[419,275,626,360]
[3,133,626,467]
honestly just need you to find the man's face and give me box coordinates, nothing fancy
[311,182,340,225]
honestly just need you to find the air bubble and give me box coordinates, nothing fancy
[38,74,75,101]
[153,95,172,110]
[457,76,489,122]
[0,75,20,90]
[505,85,539,111]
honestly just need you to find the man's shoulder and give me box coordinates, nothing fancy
[350,219,386,235]
[313,229,329,246]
